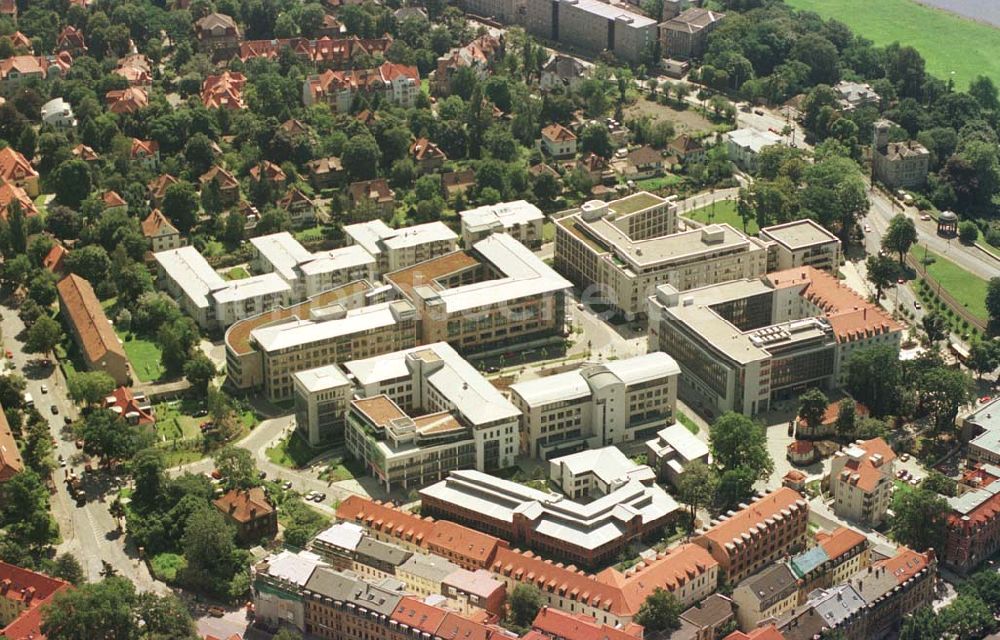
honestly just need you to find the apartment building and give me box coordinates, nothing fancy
[540,123,577,158]
[945,473,1000,574]
[647,266,901,416]
[441,569,506,617]
[759,220,842,273]
[645,422,710,487]
[153,246,291,331]
[56,274,131,386]
[396,553,460,598]
[420,468,679,568]
[788,527,870,600]
[509,352,680,459]
[732,564,799,630]
[693,488,809,584]
[239,36,393,68]
[252,550,328,632]
[141,209,183,252]
[659,8,724,59]
[250,232,375,302]
[194,12,240,53]
[344,219,458,274]
[524,0,657,63]
[829,438,895,526]
[459,200,545,248]
[0,147,39,197]
[725,128,783,172]
[293,365,352,446]
[548,447,656,500]
[344,342,521,490]
[0,563,71,640]
[386,233,572,353]
[0,407,23,482]
[873,121,929,189]
[554,192,768,318]
[302,62,420,112]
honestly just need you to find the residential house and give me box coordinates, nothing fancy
[277,187,319,227]
[660,8,725,59]
[434,34,501,95]
[674,594,736,640]
[250,161,287,190]
[0,180,38,222]
[0,563,71,640]
[732,564,799,629]
[213,487,278,543]
[201,71,246,110]
[40,97,76,128]
[129,138,159,168]
[102,190,128,214]
[725,128,782,172]
[43,244,68,275]
[317,14,343,37]
[441,169,475,198]
[530,607,641,640]
[104,386,155,426]
[539,54,588,92]
[4,32,31,53]
[541,123,577,158]
[347,179,395,217]
[302,62,420,113]
[56,274,131,386]
[71,143,100,163]
[56,25,87,56]
[577,152,611,184]
[195,13,241,53]
[409,137,447,173]
[828,438,895,526]
[668,134,706,165]
[0,54,72,83]
[625,145,665,178]
[238,36,393,69]
[142,209,183,252]
[440,569,506,617]
[834,81,880,111]
[459,200,545,248]
[645,422,711,488]
[0,147,38,197]
[306,156,344,189]
[0,406,23,482]
[106,86,148,114]
[199,165,240,206]
[114,54,152,86]
[872,121,929,189]
[147,174,178,207]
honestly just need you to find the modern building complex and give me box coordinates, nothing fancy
[648,267,901,416]
[419,468,679,568]
[659,8,724,59]
[760,220,842,273]
[524,0,657,63]
[344,342,522,489]
[828,438,895,526]
[459,200,545,249]
[548,447,655,500]
[154,246,291,331]
[509,352,680,458]
[250,232,375,302]
[693,488,809,584]
[872,120,930,189]
[645,422,711,487]
[387,233,572,353]
[344,219,458,274]
[293,365,352,446]
[555,193,768,318]
[56,274,131,386]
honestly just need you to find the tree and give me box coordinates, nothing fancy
[24,316,63,357]
[223,210,245,245]
[579,123,613,158]
[675,460,718,527]
[709,412,773,481]
[532,171,561,203]
[214,446,258,490]
[715,466,758,511]
[507,584,543,629]
[921,470,957,497]
[634,587,682,633]
[51,553,85,585]
[958,568,1000,610]
[76,409,152,466]
[958,220,979,245]
[968,339,1000,379]
[67,372,116,406]
[20,413,54,473]
[65,245,112,284]
[938,594,997,640]
[51,159,92,208]
[162,182,199,234]
[0,470,56,555]
[882,214,918,267]
[180,506,244,596]
[921,312,948,344]
[846,346,902,416]
[835,399,857,437]
[890,487,949,551]
[183,353,216,398]
[130,448,167,513]
[919,366,974,431]
[987,277,1000,334]
[797,388,828,433]
[865,254,899,300]
[899,606,942,640]
[342,135,381,181]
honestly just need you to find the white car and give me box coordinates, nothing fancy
[40,385,48,394]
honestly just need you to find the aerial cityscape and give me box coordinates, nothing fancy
[0,0,999,639]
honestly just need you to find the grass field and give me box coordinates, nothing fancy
[225,266,250,280]
[785,0,1000,87]
[635,175,682,192]
[677,409,700,435]
[294,225,325,242]
[154,402,203,442]
[120,335,164,382]
[266,432,316,468]
[150,553,186,583]
[910,246,989,321]
[684,199,758,234]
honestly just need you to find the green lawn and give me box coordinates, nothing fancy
[785,0,1000,88]
[910,246,989,321]
[154,402,203,442]
[266,432,318,469]
[225,266,250,280]
[295,225,325,242]
[635,174,682,192]
[684,199,758,234]
[149,553,186,583]
[677,409,700,435]
[542,220,556,243]
[120,335,165,382]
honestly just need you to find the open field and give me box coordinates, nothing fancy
[224,266,250,280]
[785,0,1000,87]
[910,246,989,321]
[121,335,165,382]
[684,199,757,234]
[624,99,715,135]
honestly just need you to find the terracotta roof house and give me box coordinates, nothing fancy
[142,209,182,252]
[147,173,178,206]
[201,71,246,110]
[441,169,475,198]
[114,54,152,86]
[102,190,127,214]
[529,162,561,180]
[199,165,240,205]
[277,187,318,227]
[5,32,32,53]
[194,12,241,53]
[0,54,72,83]
[56,274,130,386]
[797,399,869,439]
[786,440,817,466]
[576,151,610,184]
[0,404,23,482]
[0,562,71,640]
[56,25,87,56]
[434,34,501,95]
[302,62,420,113]
[238,35,393,69]
[829,437,895,526]
[316,13,343,37]
[129,138,159,167]
[668,134,706,164]
[0,179,38,222]
[306,156,344,189]
[104,386,155,426]
[280,118,309,136]
[249,160,286,189]
[540,123,577,158]
[355,109,378,126]
[71,143,100,162]
[42,244,68,275]
[0,147,39,197]
[213,487,277,542]
[105,86,148,114]
[531,607,639,640]
[409,137,446,173]
[347,179,395,217]
[625,145,665,178]
[724,626,786,640]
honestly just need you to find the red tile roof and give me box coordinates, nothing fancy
[531,606,640,640]
[724,625,787,640]
[148,174,178,200]
[768,267,901,343]
[0,147,37,183]
[42,244,68,274]
[130,138,158,159]
[0,402,23,481]
[200,165,239,190]
[541,123,576,143]
[410,137,446,162]
[816,527,866,561]
[250,160,285,183]
[56,274,127,368]
[426,520,503,567]
[202,71,246,110]
[697,488,805,553]
[141,209,178,238]
[876,546,929,585]
[609,543,718,614]
[71,144,99,162]
[106,386,155,426]
[391,597,448,634]
[837,438,895,493]
[0,562,71,640]
[213,487,274,524]
[0,179,38,220]
[102,190,127,208]
[105,86,148,114]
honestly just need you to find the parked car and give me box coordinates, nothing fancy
[40,384,48,394]
[208,606,225,618]
[913,301,921,309]
[50,405,59,415]
[900,453,910,462]
[282,481,293,490]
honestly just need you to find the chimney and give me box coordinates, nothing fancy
[0,579,9,594]
[25,586,35,603]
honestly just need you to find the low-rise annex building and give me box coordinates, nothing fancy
[759,219,842,273]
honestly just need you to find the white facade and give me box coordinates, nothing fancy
[725,128,783,172]
[760,219,842,273]
[344,220,459,274]
[293,365,353,446]
[251,232,377,302]
[459,200,545,248]
[41,97,76,128]
[549,447,656,499]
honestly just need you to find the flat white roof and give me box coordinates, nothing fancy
[726,128,783,154]
[210,273,290,304]
[648,422,709,463]
[603,351,681,385]
[251,232,314,281]
[154,246,227,309]
[313,521,365,551]
[460,200,544,233]
[251,301,408,353]
[422,233,571,314]
[551,447,656,487]
[344,342,520,426]
[293,364,351,393]
[344,220,457,255]
[510,370,592,406]
[760,219,840,250]
[300,245,376,276]
[262,549,327,586]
